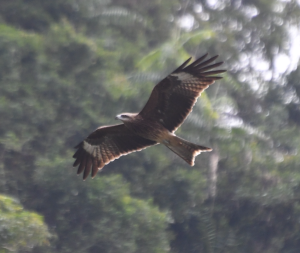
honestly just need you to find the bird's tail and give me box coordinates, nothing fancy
[164,135,212,166]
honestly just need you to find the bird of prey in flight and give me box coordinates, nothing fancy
[73,53,226,179]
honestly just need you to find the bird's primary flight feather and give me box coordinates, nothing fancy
[73,53,226,179]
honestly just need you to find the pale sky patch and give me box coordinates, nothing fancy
[178,14,194,31]
[274,53,290,74]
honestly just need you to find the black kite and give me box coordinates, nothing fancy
[73,53,226,179]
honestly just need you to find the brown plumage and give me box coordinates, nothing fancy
[73,53,226,179]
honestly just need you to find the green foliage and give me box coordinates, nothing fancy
[33,158,169,253]
[137,30,215,71]
[0,195,51,252]
[1,0,300,252]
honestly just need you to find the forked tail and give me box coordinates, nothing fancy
[164,135,212,166]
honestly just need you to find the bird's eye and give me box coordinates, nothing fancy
[121,115,129,118]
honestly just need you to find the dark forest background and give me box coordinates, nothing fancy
[1,0,300,252]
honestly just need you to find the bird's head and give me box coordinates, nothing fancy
[115,113,136,122]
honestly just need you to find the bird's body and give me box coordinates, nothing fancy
[73,53,226,179]
[118,113,166,142]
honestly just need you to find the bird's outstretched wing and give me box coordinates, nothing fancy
[139,54,226,132]
[73,124,157,179]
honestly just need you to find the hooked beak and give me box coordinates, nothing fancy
[115,115,120,120]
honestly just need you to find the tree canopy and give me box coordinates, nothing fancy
[1,0,300,252]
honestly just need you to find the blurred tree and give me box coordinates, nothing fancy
[1,0,300,252]
[0,195,51,252]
